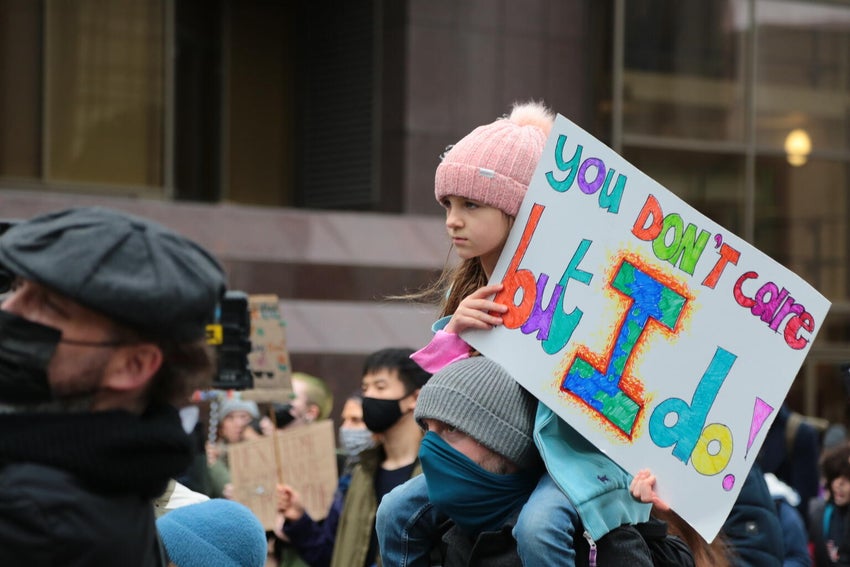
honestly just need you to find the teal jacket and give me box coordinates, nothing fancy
[428,316,650,541]
[535,404,650,541]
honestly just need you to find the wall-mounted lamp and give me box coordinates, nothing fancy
[784,128,811,167]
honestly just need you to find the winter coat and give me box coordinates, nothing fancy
[809,498,850,567]
[722,464,785,567]
[435,512,664,567]
[764,473,811,567]
[330,446,422,567]
[0,463,163,566]
[437,512,524,567]
[282,474,351,567]
[535,404,652,541]
[0,404,193,567]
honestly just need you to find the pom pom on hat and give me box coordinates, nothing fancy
[156,499,267,567]
[435,101,555,217]
[414,356,538,469]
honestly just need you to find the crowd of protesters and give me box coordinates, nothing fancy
[0,101,849,567]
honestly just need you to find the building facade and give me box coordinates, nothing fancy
[1,0,849,425]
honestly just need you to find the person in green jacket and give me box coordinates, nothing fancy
[205,397,259,499]
[276,347,431,567]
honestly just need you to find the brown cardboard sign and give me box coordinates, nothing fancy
[228,420,338,530]
[246,294,293,399]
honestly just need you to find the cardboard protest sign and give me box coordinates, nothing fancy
[463,114,831,541]
[228,420,338,530]
[243,294,293,402]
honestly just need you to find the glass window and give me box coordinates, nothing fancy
[45,0,165,188]
[755,0,850,153]
[620,0,850,306]
[622,0,747,143]
[754,155,849,301]
[225,1,294,206]
[616,0,850,418]
[0,0,42,179]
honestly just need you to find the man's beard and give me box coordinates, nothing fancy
[0,351,109,414]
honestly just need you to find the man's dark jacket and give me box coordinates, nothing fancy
[721,463,785,567]
[0,404,193,567]
[433,509,682,567]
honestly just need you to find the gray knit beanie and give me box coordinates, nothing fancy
[415,356,538,469]
[219,398,260,420]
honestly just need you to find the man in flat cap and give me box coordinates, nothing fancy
[0,207,226,566]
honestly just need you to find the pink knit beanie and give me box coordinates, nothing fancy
[435,101,555,217]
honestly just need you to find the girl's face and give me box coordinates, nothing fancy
[832,475,850,506]
[441,195,512,276]
[220,410,253,444]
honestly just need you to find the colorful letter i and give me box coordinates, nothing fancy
[561,260,686,437]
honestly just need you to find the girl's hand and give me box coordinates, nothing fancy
[630,468,670,511]
[445,284,507,334]
[276,483,306,522]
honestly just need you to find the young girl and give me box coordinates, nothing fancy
[376,101,652,566]
[810,442,850,565]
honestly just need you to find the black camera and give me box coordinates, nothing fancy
[207,290,253,390]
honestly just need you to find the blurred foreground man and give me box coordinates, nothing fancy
[0,207,225,566]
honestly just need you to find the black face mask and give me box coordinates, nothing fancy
[273,403,296,428]
[0,310,61,403]
[362,395,408,433]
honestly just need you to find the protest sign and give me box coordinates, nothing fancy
[229,419,338,530]
[243,294,293,402]
[463,114,831,541]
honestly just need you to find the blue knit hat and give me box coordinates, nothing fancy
[156,499,267,567]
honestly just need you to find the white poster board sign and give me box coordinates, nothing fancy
[464,114,831,542]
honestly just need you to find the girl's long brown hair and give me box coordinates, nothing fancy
[395,253,490,318]
[396,208,514,316]
[652,507,733,567]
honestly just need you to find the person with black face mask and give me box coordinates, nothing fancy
[274,347,430,567]
[259,372,333,438]
[0,207,225,567]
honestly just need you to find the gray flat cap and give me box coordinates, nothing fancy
[0,207,226,341]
